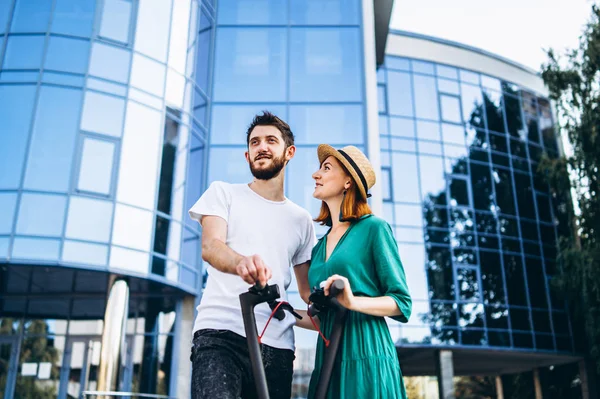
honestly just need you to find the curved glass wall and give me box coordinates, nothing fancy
[0,266,179,398]
[0,0,216,294]
[377,54,573,354]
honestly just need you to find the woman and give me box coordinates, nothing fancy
[299,144,412,399]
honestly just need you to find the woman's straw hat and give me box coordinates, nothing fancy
[317,144,376,200]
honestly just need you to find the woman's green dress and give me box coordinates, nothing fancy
[307,214,412,399]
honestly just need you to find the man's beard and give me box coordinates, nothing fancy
[249,152,286,180]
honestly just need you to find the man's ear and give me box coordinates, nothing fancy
[285,145,296,160]
[245,150,250,164]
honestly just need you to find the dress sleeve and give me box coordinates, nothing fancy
[372,221,412,323]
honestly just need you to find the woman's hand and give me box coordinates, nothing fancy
[323,274,403,318]
[323,274,355,310]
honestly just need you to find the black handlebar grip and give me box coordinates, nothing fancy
[328,279,345,298]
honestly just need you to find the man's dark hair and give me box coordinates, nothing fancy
[246,111,294,148]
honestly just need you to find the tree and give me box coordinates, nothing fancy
[540,4,600,376]
[454,376,496,399]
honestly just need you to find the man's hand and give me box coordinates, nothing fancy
[235,254,272,286]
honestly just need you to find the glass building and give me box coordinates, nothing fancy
[0,0,584,398]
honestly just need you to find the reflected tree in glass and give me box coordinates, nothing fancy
[15,321,60,399]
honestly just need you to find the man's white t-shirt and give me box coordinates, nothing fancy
[188,181,316,351]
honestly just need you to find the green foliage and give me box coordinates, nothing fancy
[540,4,600,373]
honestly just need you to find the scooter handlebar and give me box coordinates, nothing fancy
[328,279,345,298]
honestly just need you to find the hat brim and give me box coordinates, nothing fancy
[317,144,368,200]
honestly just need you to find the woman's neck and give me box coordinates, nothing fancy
[325,196,351,230]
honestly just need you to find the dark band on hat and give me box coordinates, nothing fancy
[338,149,371,198]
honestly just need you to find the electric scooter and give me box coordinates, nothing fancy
[239,279,347,399]
[239,283,301,399]
[307,279,348,399]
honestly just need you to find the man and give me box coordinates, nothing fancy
[189,111,316,399]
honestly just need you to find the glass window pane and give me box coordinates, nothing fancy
[3,35,45,69]
[493,168,516,215]
[437,78,459,95]
[480,76,501,93]
[379,115,389,135]
[11,0,51,32]
[420,155,446,205]
[0,85,37,189]
[112,203,153,251]
[417,120,440,141]
[504,94,524,138]
[395,227,423,243]
[109,246,149,274]
[89,42,131,83]
[210,105,286,145]
[419,140,442,156]
[133,0,171,62]
[0,193,17,234]
[167,0,191,75]
[208,147,253,185]
[99,0,131,43]
[42,71,85,86]
[504,255,528,306]
[116,102,162,209]
[378,85,386,114]
[195,10,213,94]
[470,164,494,211]
[86,77,127,96]
[459,70,479,84]
[51,0,96,37]
[381,168,391,201]
[130,53,166,97]
[387,71,413,117]
[77,137,115,195]
[12,237,60,260]
[24,86,82,192]
[398,243,427,300]
[0,237,8,258]
[290,28,361,102]
[484,90,506,133]
[290,0,359,25]
[16,193,66,236]
[0,2,12,33]
[385,56,410,71]
[413,75,439,120]
[412,60,434,75]
[290,105,363,145]
[441,123,465,146]
[389,117,415,138]
[214,28,286,102]
[66,196,113,242]
[62,240,108,266]
[218,0,286,24]
[391,137,416,152]
[80,91,126,137]
[391,153,420,203]
[185,137,206,225]
[461,84,484,129]
[440,95,461,123]
[394,204,422,227]
[437,65,458,80]
[45,36,90,74]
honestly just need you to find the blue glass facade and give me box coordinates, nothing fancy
[0,0,577,397]
[377,50,571,353]
[0,0,214,292]
[0,0,215,397]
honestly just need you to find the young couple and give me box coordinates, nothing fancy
[189,112,412,399]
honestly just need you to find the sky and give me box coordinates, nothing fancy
[390,0,594,72]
